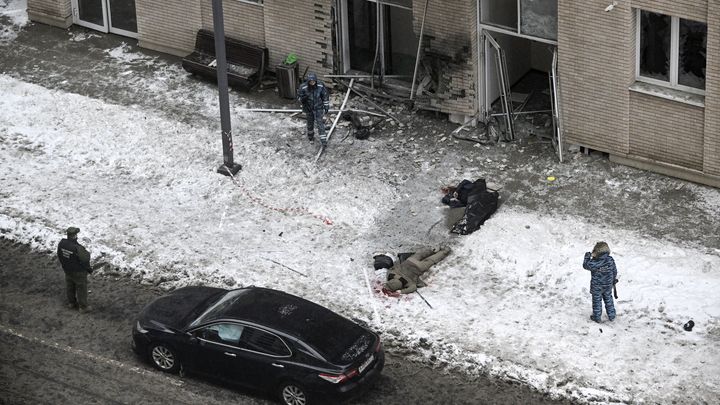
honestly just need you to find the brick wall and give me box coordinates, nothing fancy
[263,0,333,78]
[201,1,266,47]
[629,92,704,171]
[703,1,720,177]
[412,0,476,116]
[558,0,633,154]
[135,0,202,57]
[27,0,71,27]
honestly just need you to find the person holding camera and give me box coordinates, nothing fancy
[583,241,618,323]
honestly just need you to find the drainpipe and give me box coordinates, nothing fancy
[476,0,484,122]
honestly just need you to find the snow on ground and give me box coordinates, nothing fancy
[0,0,27,44]
[1,6,720,402]
[2,73,719,404]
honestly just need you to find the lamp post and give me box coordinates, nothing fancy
[212,0,242,176]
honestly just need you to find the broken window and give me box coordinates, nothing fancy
[520,0,557,40]
[480,0,557,42]
[481,0,518,30]
[639,11,670,82]
[678,19,707,89]
[637,10,706,92]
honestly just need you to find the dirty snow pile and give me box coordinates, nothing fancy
[1,16,720,405]
[0,0,27,44]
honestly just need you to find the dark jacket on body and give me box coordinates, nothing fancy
[58,238,92,273]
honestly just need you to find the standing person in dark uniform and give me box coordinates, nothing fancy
[57,227,92,312]
[297,73,330,146]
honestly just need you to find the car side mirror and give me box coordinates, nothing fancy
[187,332,199,344]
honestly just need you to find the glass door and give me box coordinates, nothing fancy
[71,0,108,32]
[341,0,418,78]
[71,0,137,38]
[108,0,138,38]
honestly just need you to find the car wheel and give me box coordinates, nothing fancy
[278,381,309,405]
[148,343,181,374]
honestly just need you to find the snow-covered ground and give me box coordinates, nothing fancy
[2,4,720,404]
[0,0,26,44]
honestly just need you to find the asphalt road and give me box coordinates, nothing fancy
[0,238,572,405]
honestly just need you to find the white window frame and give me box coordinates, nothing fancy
[235,0,263,5]
[635,9,706,96]
[479,0,559,45]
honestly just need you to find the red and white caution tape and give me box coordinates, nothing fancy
[223,166,333,226]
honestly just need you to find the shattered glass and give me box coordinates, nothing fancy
[481,0,518,30]
[678,18,706,90]
[639,11,670,82]
[520,0,557,40]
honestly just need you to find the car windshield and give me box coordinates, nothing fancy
[189,289,250,327]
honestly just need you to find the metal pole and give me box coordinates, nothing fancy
[212,0,241,176]
[410,0,430,100]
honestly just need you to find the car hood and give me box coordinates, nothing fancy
[139,286,226,330]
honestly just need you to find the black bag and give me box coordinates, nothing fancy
[442,179,483,208]
[451,180,498,235]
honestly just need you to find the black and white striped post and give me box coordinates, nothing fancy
[212,0,242,176]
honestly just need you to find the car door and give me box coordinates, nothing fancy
[233,325,293,391]
[191,322,248,383]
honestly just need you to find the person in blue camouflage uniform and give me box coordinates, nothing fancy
[297,73,330,146]
[583,241,618,322]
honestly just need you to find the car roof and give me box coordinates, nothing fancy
[206,287,368,361]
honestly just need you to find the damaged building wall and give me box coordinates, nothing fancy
[703,2,720,178]
[559,0,719,186]
[27,0,71,28]
[412,0,477,117]
[135,0,201,57]
[263,0,334,79]
[200,1,266,47]
[557,0,633,154]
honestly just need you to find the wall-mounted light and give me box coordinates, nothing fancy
[605,1,618,12]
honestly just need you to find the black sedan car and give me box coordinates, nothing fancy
[132,286,384,405]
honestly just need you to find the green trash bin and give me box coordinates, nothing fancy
[276,62,299,99]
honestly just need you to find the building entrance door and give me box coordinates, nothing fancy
[340,0,417,78]
[71,0,137,38]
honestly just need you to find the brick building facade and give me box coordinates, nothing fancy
[25,0,720,187]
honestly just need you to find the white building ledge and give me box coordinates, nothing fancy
[629,81,705,108]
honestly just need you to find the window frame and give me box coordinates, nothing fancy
[235,0,263,6]
[635,9,706,96]
[192,321,293,358]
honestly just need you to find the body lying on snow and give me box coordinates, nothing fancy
[375,247,451,294]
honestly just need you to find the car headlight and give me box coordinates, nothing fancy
[135,321,149,334]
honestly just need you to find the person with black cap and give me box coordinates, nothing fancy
[583,241,618,323]
[297,72,330,146]
[57,227,93,312]
[379,247,451,294]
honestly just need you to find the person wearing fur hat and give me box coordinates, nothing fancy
[583,241,618,322]
[382,247,451,294]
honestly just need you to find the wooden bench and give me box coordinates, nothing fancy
[181,29,268,90]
